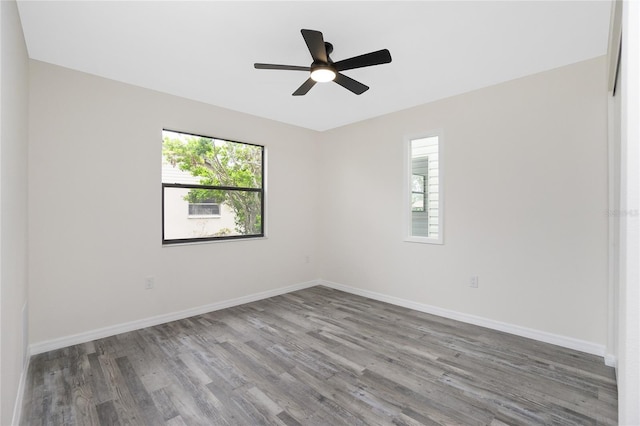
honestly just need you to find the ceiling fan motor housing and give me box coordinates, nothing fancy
[324,42,334,56]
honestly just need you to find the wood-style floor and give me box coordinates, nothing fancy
[21,286,617,425]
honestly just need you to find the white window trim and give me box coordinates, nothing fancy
[403,130,444,245]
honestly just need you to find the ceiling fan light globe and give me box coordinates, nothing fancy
[310,67,336,83]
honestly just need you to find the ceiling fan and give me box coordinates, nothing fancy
[254,29,392,96]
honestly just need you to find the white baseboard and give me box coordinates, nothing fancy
[319,280,608,359]
[12,350,30,426]
[29,278,611,365]
[604,353,617,368]
[29,280,319,355]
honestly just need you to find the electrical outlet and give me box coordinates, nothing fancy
[470,276,479,288]
[305,255,311,264]
[145,277,155,290]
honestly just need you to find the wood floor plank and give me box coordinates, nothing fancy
[114,356,165,424]
[95,401,120,426]
[21,286,617,425]
[150,387,180,421]
[289,363,398,425]
[163,357,231,426]
[276,410,302,426]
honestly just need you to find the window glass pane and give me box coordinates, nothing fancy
[410,136,440,240]
[162,130,262,188]
[411,193,425,212]
[164,187,262,240]
[412,174,424,193]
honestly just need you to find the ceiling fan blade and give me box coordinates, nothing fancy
[334,73,369,95]
[292,78,317,96]
[254,63,310,71]
[334,49,392,72]
[301,29,328,63]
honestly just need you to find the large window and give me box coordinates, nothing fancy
[162,130,264,244]
[405,132,442,244]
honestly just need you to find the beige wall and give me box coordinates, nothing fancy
[28,60,320,344]
[0,0,30,424]
[28,56,609,357]
[318,57,609,345]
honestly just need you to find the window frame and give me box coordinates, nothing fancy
[404,130,444,245]
[161,129,265,245]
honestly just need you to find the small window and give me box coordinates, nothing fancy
[405,132,443,244]
[188,200,220,217]
[162,130,264,244]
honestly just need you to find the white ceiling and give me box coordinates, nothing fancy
[17,1,611,132]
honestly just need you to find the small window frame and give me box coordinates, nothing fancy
[188,201,221,218]
[404,131,444,245]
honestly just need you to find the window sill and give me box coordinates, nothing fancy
[162,236,268,247]
[404,236,443,245]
